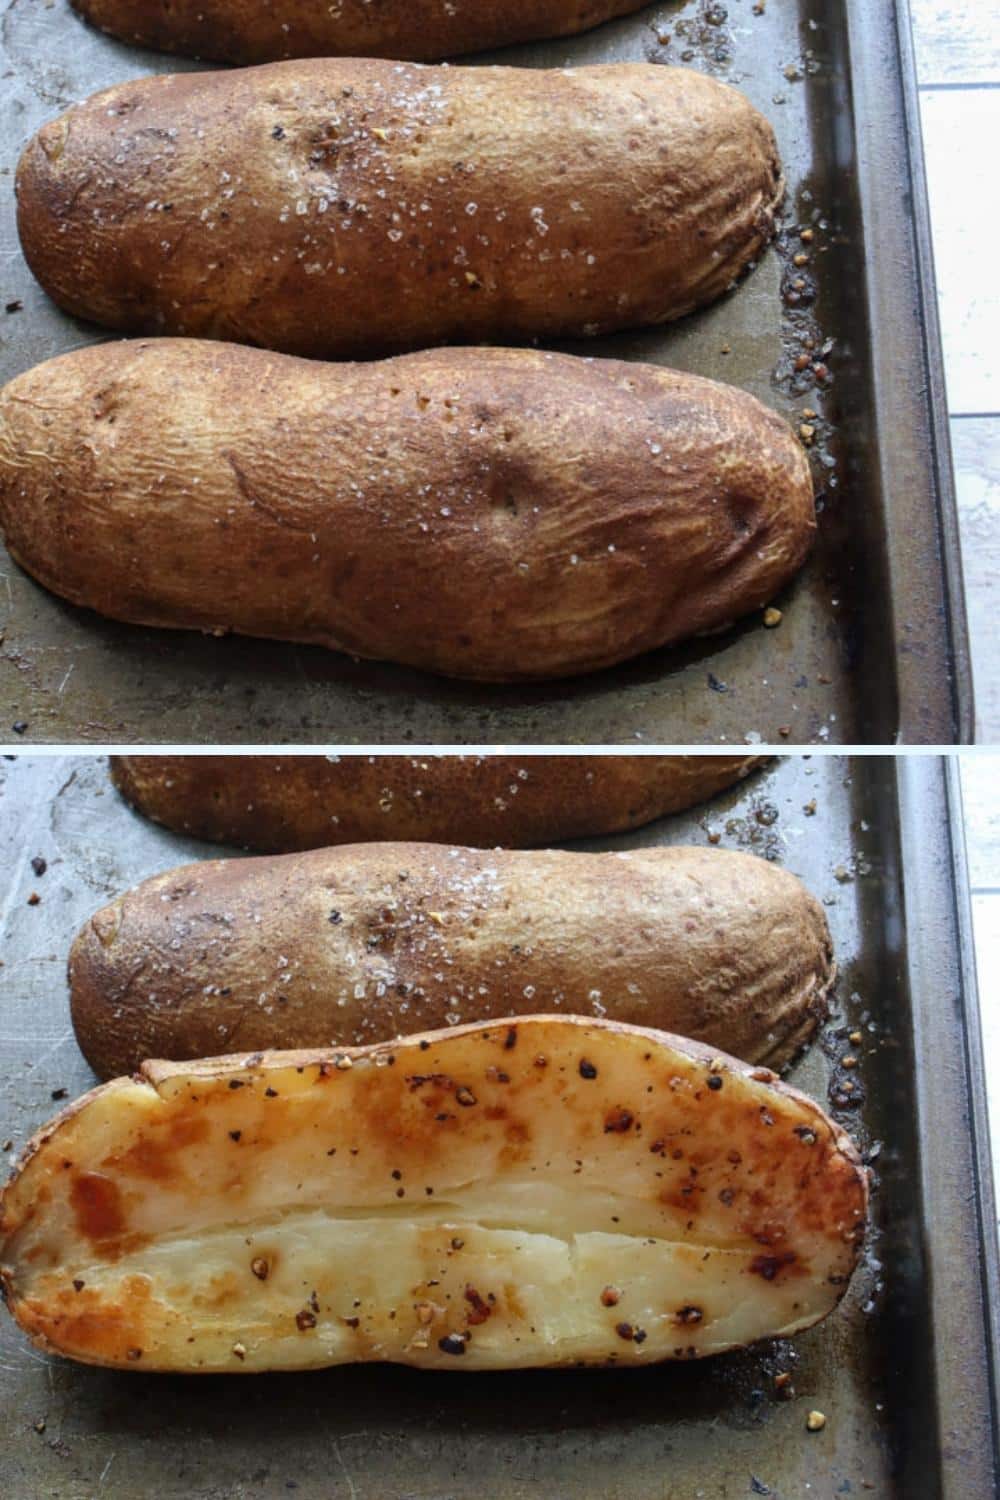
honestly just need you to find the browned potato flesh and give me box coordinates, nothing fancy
[16,61,783,357]
[0,342,814,681]
[69,843,834,1080]
[70,0,650,65]
[110,754,767,852]
[0,1017,867,1373]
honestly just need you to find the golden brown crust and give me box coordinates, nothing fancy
[16,61,783,356]
[68,842,834,1080]
[110,754,768,852]
[70,0,650,64]
[0,1017,867,1374]
[0,341,814,681]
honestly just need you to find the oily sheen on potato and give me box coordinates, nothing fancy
[110,754,767,853]
[16,60,783,356]
[68,843,834,1080]
[0,342,814,680]
[70,0,650,64]
[0,1017,868,1373]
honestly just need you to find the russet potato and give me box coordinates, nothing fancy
[16,61,783,357]
[0,342,814,680]
[69,0,651,65]
[69,842,834,1080]
[109,754,768,852]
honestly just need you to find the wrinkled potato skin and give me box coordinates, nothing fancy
[0,1017,867,1374]
[0,342,814,681]
[16,61,783,357]
[110,754,767,853]
[69,843,834,1080]
[71,0,650,64]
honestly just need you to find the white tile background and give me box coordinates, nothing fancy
[914,0,1000,1228]
[912,0,1000,740]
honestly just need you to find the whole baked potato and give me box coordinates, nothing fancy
[110,754,767,852]
[0,1017,867,1372]
[69,843,834,1080]
[69,0,650,64]
[0,342,814,681]
[16,60,783,356]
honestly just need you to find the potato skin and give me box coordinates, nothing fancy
[70,0,649,64]
[69,843,834,1081]
[16,61,783,356]
[0,341,814,681]
[0,1017,867,1373]
[110,754,767,853]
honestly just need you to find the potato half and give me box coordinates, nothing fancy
[16,61,782,356]
[0,342,814,681]
[69,0,650,65]
[110,754,767,853]
[0,1017,867,1373]
[69,843,834,1080]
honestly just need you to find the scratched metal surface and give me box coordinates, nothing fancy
[0,0,971,744]
[0,754,996,1497]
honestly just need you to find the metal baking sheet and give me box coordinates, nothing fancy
[0,0,972,745]
[0,752,996,1496]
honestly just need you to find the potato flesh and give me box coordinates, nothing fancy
[21,1215,830,1373]
[0,1019,866,1372]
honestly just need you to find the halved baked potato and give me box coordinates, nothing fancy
[0,1017,867,1373]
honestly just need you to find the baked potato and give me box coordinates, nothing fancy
[69,0,650,65]
[110,754,767,852]
[69,843,834,1080]
[16,60,783,356]
[0,1016,867,1372]
[0,342,814,681]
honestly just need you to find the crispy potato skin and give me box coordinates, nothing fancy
[0,341,814,680]
[16,61,783,356]
[70,0,650,64]
[110,754,767,852]
[69,843,834,1080]
[0,1017,868,1373]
